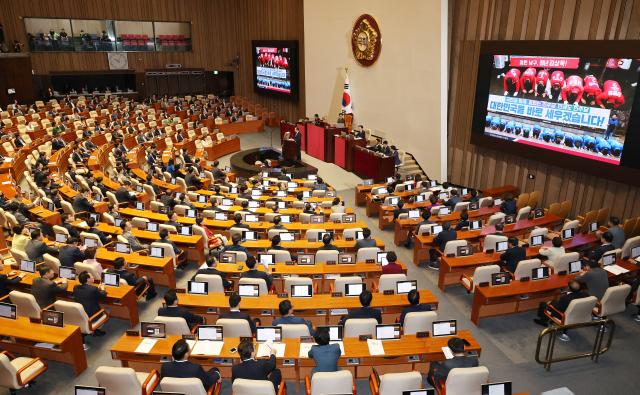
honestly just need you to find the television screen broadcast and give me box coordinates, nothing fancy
[483,55,639,165]
[252,40,298,99]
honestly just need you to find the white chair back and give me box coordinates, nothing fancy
[232,378,276,395]
[444,366,490,395]
[160,377,207,395]
[310,370,353,395]
[154,316,191,335]
[343,318,378,338]
[194,274,225,293]
[564,296,598,325]
[315,250,339,264]
[403,311,437,335]
[333,276,363,294]
[378,274,407,292]
[278,324,310,339]
[596,284,631,317]
[513,258,541,280]
[482,235,508,252]
[548,252,579,273]
[238,277,268,295]
[9,291,41,319]
[356,247,380,262]
[216,318,252,337]
[378,371,423,395]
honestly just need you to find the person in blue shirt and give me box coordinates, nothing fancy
[490,117,500,130]
[573,134,584,149]
[595,137,611,155]
[553,129,565,144]
[609,140,623,157]
[522,125,531,138]
[563,132,575,147]
[514,122,523,135]
[541,128,553,142]
[605,113,620,140]
[505,121,515,133]
[307,327,341,374]
[485,114,493,127]
[532,124,542,139]
[272,299,314,335]
[166,159,175,175]
[583,135,596,151]
[498,118,507,131]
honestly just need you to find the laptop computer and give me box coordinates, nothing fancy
[345,283,365,296]
[376,324,401,340]
[55,233,68,243]
[291,284,313,297]
[238,284,260,297]
[338,253,355,264]
[530,235,543,247]
[396,280,417,294]
[59,266,76,280]
[187,281,208,295]
[298,254,315,265]
[179,226,193,236]
[491,272,511,286]
[569,260,582,274]
[75,386,107,395]
[377,251,389,266]
[197,325,224,341]
[147,222,159,232]
[84,237,97,248]
[258,253,275,266]
[317,325,343,341]
[102,272,120,287]
[531,266,550,280]
[496,241,509,252]
[42,310,63,327]
[0,302,17,320]
[150,246,165,258]
[481,382,512,395]
[20,259,36,273]
[431,320,457,337]
[256,327,282,342]
[115,242,131,253]
[562,228,575,240]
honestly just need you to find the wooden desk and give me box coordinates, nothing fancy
[110,331,479,380]
[0,316,87,375]
[203,137,241,161]
[437,233,598,291]
[216,119,265,135]
[412,214,564,265]
[355,184,384,206]
[177,290,437,326]
[214,261,408,293]
[241,238,385,251]
[28,204,62,225]
[0,267,139,325]
[96,248,176,288]
[353,147,395,182]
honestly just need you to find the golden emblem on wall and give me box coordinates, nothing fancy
[351,14,381,67]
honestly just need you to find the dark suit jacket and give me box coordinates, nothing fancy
[25,240,58,262]
[429,354,479,385]
[501,199,517,215]
[434,229,457,251]
[115,187,136,203]
[73,196,94,214]
[192,267,231,289]
[552,290,589,313]
[59,246,86,268]
[399,304,432,325]
[32,277,67,307]
[88,227,110,245]
[157,306,204,329]
[232,355,277,383]
[501,246,526,273]
[72,283,106,317]
[241,269,273,290]
[0,274,22,297]
[218,310,257,334]
[590,243,616,263]
[294,131,302,148]
[161,360,219,390]
[339,306,382,326]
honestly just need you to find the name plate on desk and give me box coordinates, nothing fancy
[330,308,347,315]
[126,330,140,336]
[285,261,294,265]
[485,249,494,254]
[416,331,429,338]
[366,259,375,264]
[326,260,336,265]
[359,334,372,341]
[260,310,272,316]
[345,237,354,241]
[277,293,288,298]
[383,290,394,295]
[520,277,530,282]
[316,309,327,315]
[332,292,343,297]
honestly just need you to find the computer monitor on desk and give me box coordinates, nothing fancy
[432,320,457,337]
[75,386,106,395]
[481,382,512,395]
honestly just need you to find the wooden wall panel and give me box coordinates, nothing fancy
[0,0,305,120]
[449,0,640,219]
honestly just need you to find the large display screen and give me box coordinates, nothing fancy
[252,40,299,100]
[471,41,640,184]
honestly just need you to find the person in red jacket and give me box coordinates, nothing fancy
[562,75,584,105]
[381,251,404,275]
[582,75,602,106]
[535,69,550,97]
[520,67,537,95]
[548,70,565,101]
[503,68,521,96]
[597,80,625,109]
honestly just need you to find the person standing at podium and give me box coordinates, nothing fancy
[293,126,302,161]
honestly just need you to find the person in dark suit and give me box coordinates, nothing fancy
[115,180,137,204]
[241,256,273,290]
[269,216,285,230]
[589,231,616,263]
[427,337,479,386]
[455,211,470,231]
[534,280,589,327]
[184,167,202,189]
[500,194,517,215]
[192,256,231,289]
[25,229,59,262]
[393,200,408,220]
[231,213,250,229]
[32,265,68,308]
[444,189,461,208]
[86,217,111,245]
[161,339,220,391]
[157,229,186,266]
[269,235,287,251]
[232,339,282,391]
[338,290,382,325]
[58,237,87,268]
[72,271,106,336]
[158,290,204,330]
[429,221,457,269]
[224,233,252,258]
[108,257,157,300]
[500,237,526,273]
[399,289,432,325]
[318,233,339,251]
[218,293,257,334]
[293,127,302,161]
[0,271,25,298]
[354,228,376,250]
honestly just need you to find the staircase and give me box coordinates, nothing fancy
[397,151,427,179]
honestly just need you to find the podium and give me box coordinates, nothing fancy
[279,121,296,142]
[353,146,395,181]
[282,139,298,162]
[307,124,347,162]
[334,135,366,171]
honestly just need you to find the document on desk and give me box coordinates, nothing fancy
[135,338,158,354]
[442,346,454,359]
[257,342,286,358]
[604,264,629,276]
[299,341,345,358]
[77,221,88,228]
[192,340,224,356]
[367,339,385,356]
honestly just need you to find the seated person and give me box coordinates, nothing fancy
[270,234,286,251]
[381,251,403,274]
[272,299,314,335]
[219,293,257,334]
[108,257,157,300]
[120,220,148,251]
[455,211,470,230]
[429,221,457,269]
[308,326,341,374]
[500,237,526,273]
[576,259,609,300]
[399,289,432,326]
[538,236,565,263]
[492,222,505,235]
[157,229,187,267]
[0,270,25,298]
[59,213,80,238]
[224,233,252,258]
[338,290,382,325]
[232,339,282,391]
[270,215,285,230]
[314,177,328,191]
[427,337,479,386]
[25,228,59,263]
[500,194,517,215]
[72,189,95,214]
[86,217,111,245]
[58,236,87,268]
[605,216,625,249]
[82,247,104,277]
[355,228,376,249]
[444,189,461,208]
[330,198,344,213]
[192,256,231,289]
[318,233,339,251]
[161,339,221,391]
[393,201,408,220]
[195,217,224,249]
[166,212,181,229]
[231,213,250,229]
[241,255,273,290]
[158,290,205,330]
[589,231,616,263]
[32,265,67,308]
[72,271,107,336]
[10,224,31,252]
[534,280,589,327]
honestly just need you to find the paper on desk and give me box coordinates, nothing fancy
[34,342,55,349]
[135,338,158,354]
[299,341,345,358]
[257,342,286,358]
[367,339,385,356]
[192,340,224,356]
[186,339,197,350]
[77,221,88,228]
[324,274,339,280]
[330,309,348,316]
[604,264,629,276]
[441,346,454,359]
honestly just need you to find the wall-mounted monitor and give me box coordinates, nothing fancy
[252,40,299,100]
[471,41,640,185]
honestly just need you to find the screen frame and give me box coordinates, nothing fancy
[470,40,640,185]
[251,40,300,101]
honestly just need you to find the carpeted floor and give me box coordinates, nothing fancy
[5,128,640,395]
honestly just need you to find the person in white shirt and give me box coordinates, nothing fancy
[538,236,565,263]
[82,247,104,277]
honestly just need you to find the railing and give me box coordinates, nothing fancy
[535,319,615,371]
